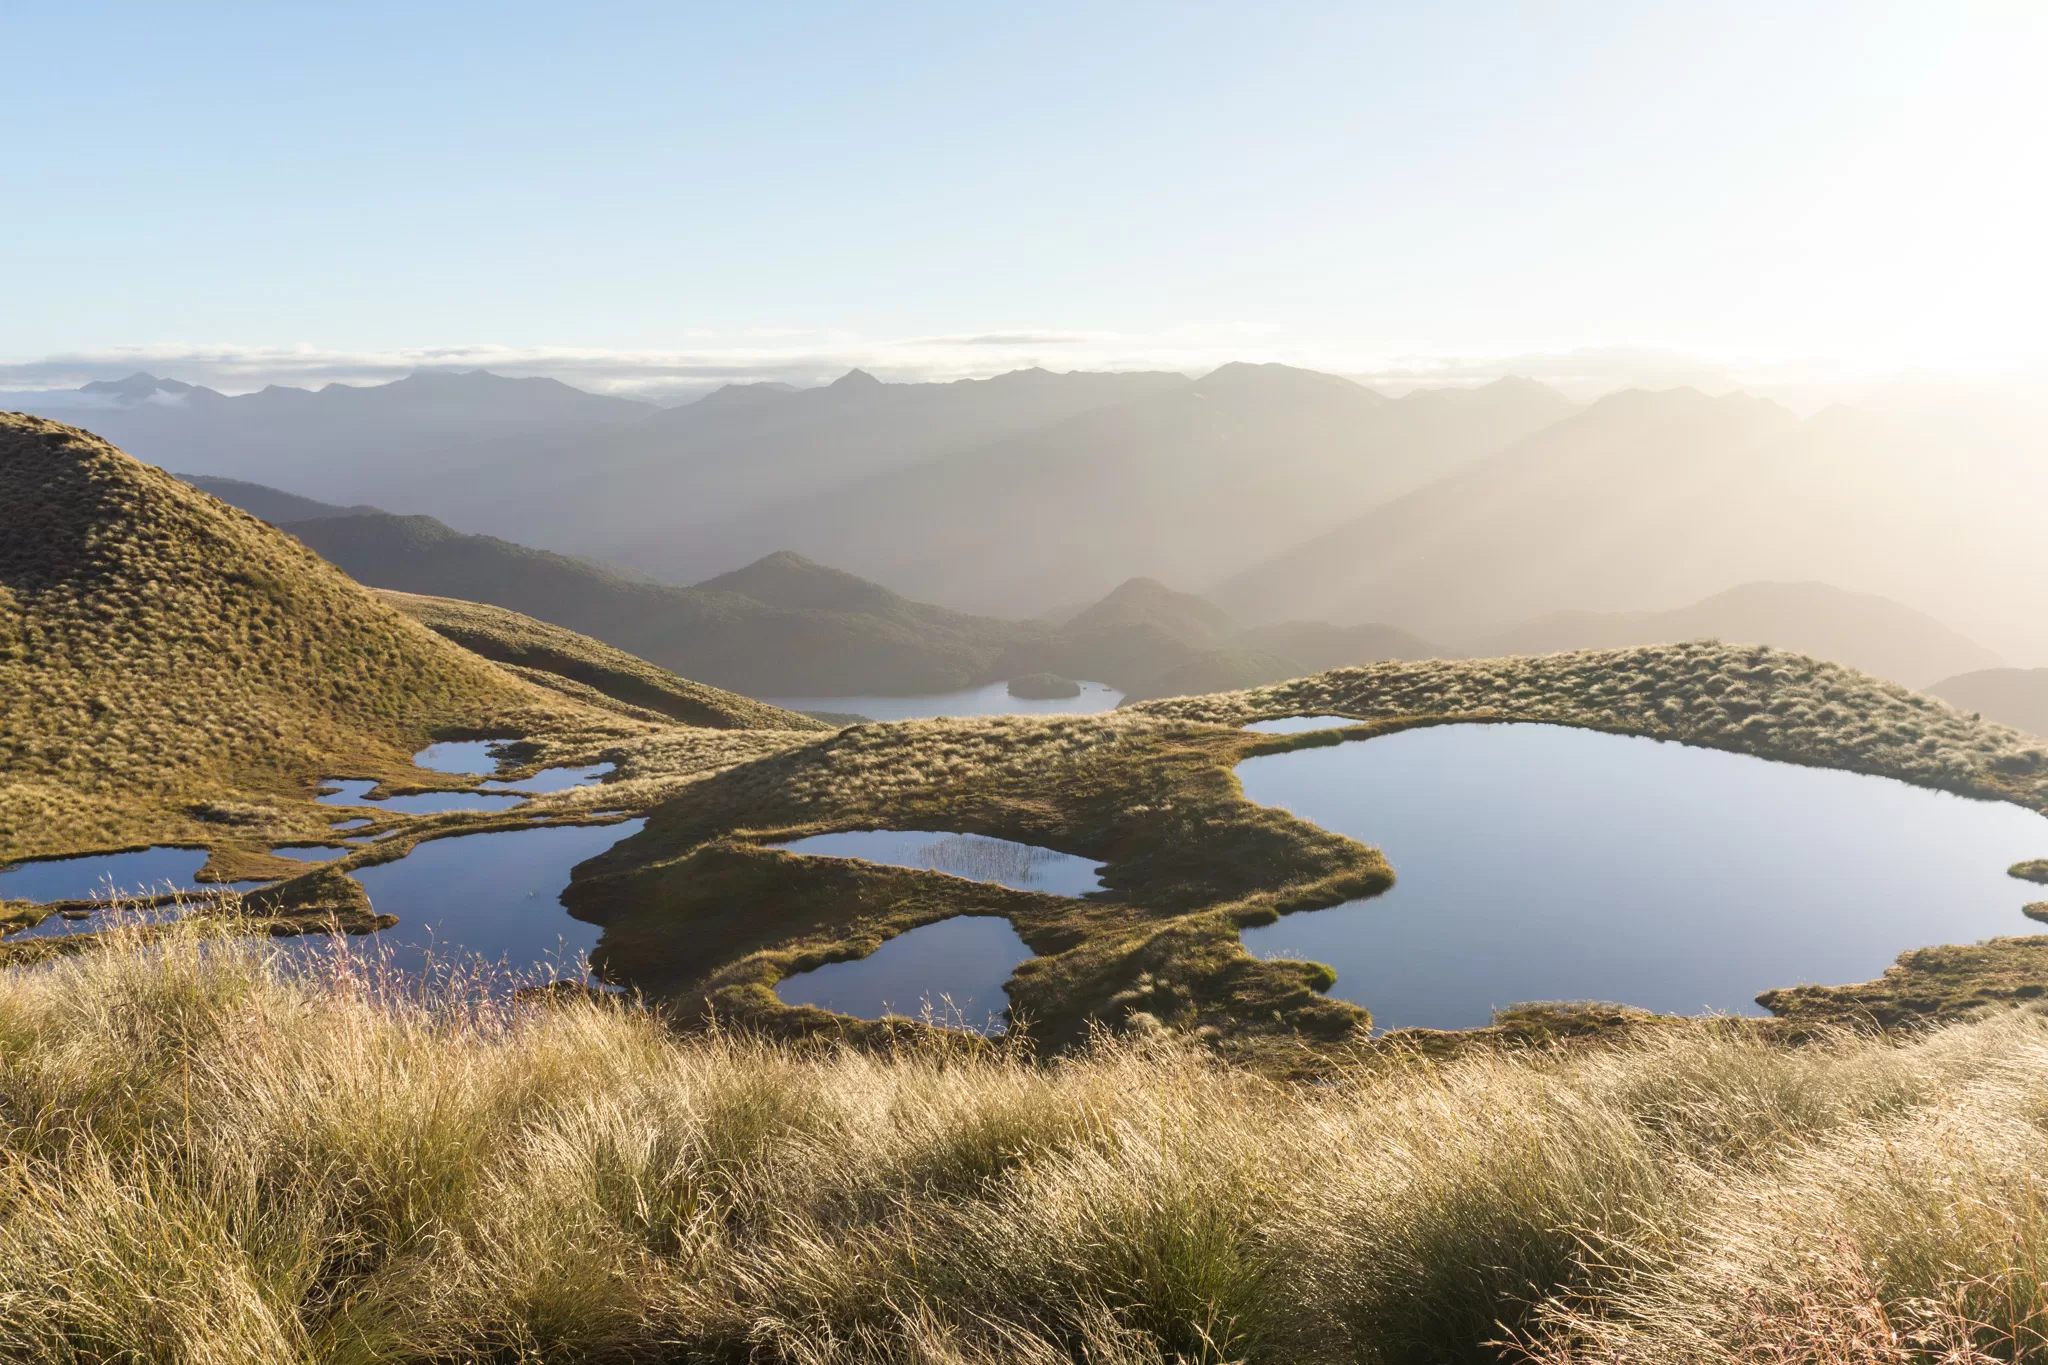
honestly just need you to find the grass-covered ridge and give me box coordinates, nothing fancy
[376,589,828,731]
[1133,640,2048,811]
[0,414,640,863]
[6,930,2048,1362]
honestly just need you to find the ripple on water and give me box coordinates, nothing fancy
[1236,722,2048,1031]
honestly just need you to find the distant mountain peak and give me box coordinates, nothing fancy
[79,372,201,398]
[830,368,884,389]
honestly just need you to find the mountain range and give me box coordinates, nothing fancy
[15,362,2046,667]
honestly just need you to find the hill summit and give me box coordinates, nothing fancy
[0,413,603,860]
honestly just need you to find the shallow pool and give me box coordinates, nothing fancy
[337,819,647,978]
[413,740,504,775]
[775,916,1031,1032]
[482,762,614,794]
[1236,723,2048,1030]
[770,829,1105,897]
[0,847,269,906]
[315,780,528,816]
[761,680,1123,722]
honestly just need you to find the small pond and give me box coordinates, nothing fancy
[335,819,647,978]
[1237,723,2048,1031]
[760,680,1123,723]
[414,740,505,775]
[482,762,614,794]
[769,830,1105,897]
[0,846,270,907]
[315,780,528,816]
[271,845,346,863]
[1243,714,1362,735]
[775,916,1031,1032]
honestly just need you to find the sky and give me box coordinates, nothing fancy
[3,0,2044,400]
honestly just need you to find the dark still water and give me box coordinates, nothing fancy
[0,846,269,906]
[775,915,1032,1032]
[1237,723,2048,1030]
[335,820,647,978]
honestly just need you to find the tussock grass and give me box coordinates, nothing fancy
[5,930,2048,1361]
[0,414,643,863]
[377,589,829,732]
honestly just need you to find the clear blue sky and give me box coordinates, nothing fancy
[3,1,2042,391]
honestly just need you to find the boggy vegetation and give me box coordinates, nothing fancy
[7,931,2048,1363]
[572,640,2048,1054]
[569,710,1382,1063]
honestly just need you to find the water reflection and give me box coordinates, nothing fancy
[1237,723,2048,1030]
[770,829,1105,897]
[774,915,1031,1032]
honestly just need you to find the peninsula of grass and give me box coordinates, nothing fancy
[9,929,2048,1362]
[2015,858,2048,884]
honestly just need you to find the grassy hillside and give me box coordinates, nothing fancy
[15,934,2048,1362]
[675,365,1575,615]
[379,589,828,730]
[1470,580,1999,688]
[284,512,1045,696]
[0,414,627,863]
[1931,666,2048,738]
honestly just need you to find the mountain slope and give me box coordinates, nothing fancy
[378,590,827,731]
[1471,582,2000,689]
[1214,384,2048,661]
[384,366,1191,562]
[284,512,1046,695]
[664,366,1576,614]
[0,414,607,861]
[1212,388,1817,632]
[1928,669,2048,738]
[178,472,379,524]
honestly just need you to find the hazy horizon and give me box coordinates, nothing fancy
[5,2,2043,405]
